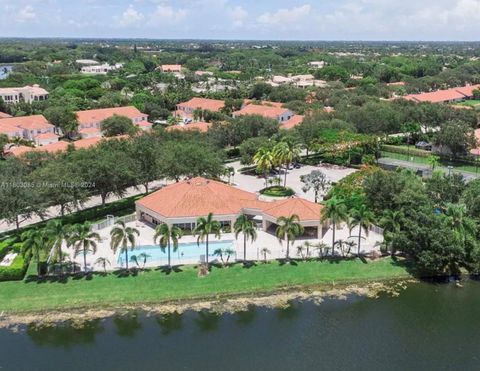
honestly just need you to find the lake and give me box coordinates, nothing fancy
[1,280,480,370]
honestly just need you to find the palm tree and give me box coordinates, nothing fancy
[349,204,376,256]
[194,213,222,265]
[321,197,348,256]
[253,147,273,188]
[154,223,183,269]
[69,222,101,273]
[345,240,356,256]
[213,248,235,267]
[260,247,271,263]
[275,215,304,260]
[380,210,404,256]
[427,155,441,170]
[95,257,111,273]
[273,140,301,187]
[137,253,150,269]
[234,214,257,263]
[442,203,477,244]
[44,220,71,274]
[110,220,139,271]
[21,228,48,276]
[315,242,330,259]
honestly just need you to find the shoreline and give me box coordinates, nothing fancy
[0,277,416,330]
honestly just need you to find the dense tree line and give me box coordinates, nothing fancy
[0,130,224,229]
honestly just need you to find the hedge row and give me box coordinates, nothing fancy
[381,145,431,158]
[0,239,27,281]
[0,193,143,239]
[0,254,27,281]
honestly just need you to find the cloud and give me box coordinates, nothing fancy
[227,5,247,27]
[148,4,187,25]
[257,4,311,25]
[117,5,144,27]
[16,5,36,22]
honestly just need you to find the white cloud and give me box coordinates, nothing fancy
[257,4,311,25]
[227,5,247,27]
[148,4,187,25]
[16,5,36,22]
[117,5,144,27]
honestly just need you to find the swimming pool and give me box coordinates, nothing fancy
[117,240,235,266]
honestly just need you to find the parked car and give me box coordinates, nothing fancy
[415,141,432,151]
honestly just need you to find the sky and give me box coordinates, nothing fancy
[0,0,479,41]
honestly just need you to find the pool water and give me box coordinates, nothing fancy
[117,240,235,266]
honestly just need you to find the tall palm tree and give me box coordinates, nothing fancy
[69,222,101,273]
[321,197,348,256]
[275,215,304,260]
[154,223,183,268]
[44,220,71,274]
[194,213,221,265]
[234,214,257,263]
[253,147,273,188]
[21,228,49,276]
[110,220,139,271]
[349,204,376,256]
[380,210,404,256]
[273,141,301,187]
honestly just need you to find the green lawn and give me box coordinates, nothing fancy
[457,99,480,107]
[381,151,480,174]
[0,258,410,313]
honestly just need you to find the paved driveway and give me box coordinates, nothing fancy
[230,161,357,202]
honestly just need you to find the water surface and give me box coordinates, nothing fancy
[1,280,480,370]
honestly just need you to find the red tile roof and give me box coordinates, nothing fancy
[35,132,59,139]
[0,122,23,135]
[76,106,147,125]
[233,104,291,120]
[0,115,53,130]
[243,99,284,108]
[166,122,212,133]
[262,198,323,221]
[404,84,480,104]
[0,111,12,119]
[281,115,304,130]
[136,177,260,218]
[471,128,480,156]
[161,64,182,72]
[177,98,225,112]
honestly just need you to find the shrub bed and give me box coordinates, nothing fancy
[0,239,27,281]
[260,186,295,197]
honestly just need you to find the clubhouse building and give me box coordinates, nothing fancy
[136,177,326,239]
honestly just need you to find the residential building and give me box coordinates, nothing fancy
[308,61,325,69]
[135,177,325,238]
[280,115,305,130]
[160,65,182,73]
[403,84,480,104]
[232,104,294,123]
[166,122,212,133]
[0,111,12,119]
[76,106,149,137]
[80,63,123,74]
[75,59,99,65]
[0,85,49,104]
[471,128,480,156]
[0,115,57,143]
[0,122,24,139]
[174,97,225,122]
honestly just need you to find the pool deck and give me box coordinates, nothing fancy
[62,221,383,271]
